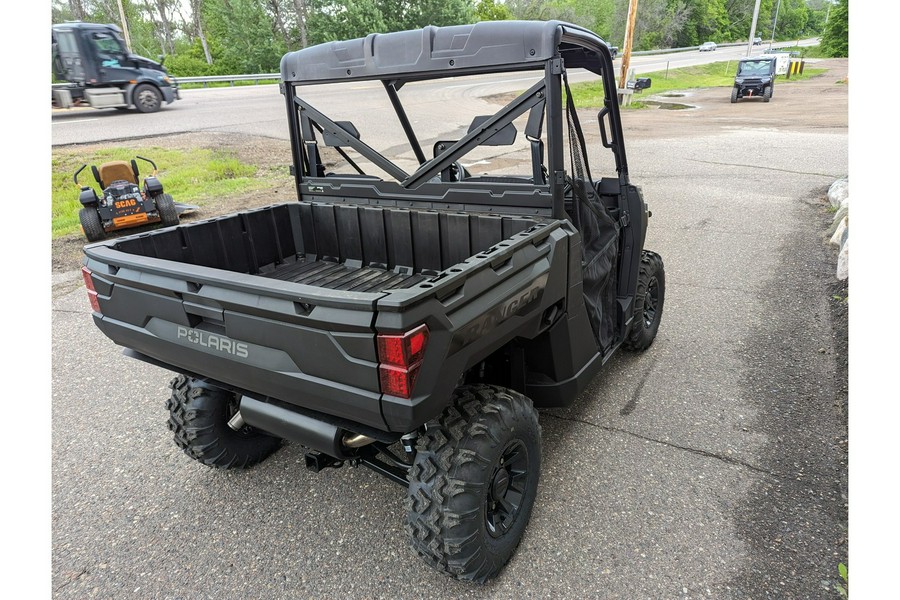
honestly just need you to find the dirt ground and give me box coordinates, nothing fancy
[51,59,848,273]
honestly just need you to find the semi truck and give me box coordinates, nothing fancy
[52,22,180,113]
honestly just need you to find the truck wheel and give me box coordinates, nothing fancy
[79,207,105,242]
[133,84,162,113]
[763,85,773,102]
[623,250,665,351]
[155,193,179,227]
[166,375,281,469]
[730,87,738,103]
[406,384,541,582]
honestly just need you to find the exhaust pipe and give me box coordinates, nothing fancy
[342,433,376,448]
[227,411,246,431]
[239,397,376,457]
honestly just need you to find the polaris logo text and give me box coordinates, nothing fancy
[176,326,249,358]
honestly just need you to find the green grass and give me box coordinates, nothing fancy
[568,61,827,109]
[776,44,828,59]
[52,146,265,238]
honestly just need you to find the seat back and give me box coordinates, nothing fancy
[97,160,137,187]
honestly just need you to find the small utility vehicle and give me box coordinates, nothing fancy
[731,56,777,102]
[75,156,179,241]
[82,20,665,582]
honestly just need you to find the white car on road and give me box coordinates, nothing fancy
[699,42,717,52]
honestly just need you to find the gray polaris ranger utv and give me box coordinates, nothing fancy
[82,20,665,582]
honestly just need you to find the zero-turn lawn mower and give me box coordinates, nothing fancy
[75,156,184,242]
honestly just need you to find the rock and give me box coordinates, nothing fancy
[840,195,849,211]
[837,238,849,280]
[828,177,849,208]
[830,216,848,246]
[828,212,848,240]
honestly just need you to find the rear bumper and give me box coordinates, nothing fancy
[94,314,388,431]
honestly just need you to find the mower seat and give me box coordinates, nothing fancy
[96,161,138,188]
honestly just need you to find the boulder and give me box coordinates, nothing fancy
[828,214,850,246]
[828,177,849,208]
[827,208,848,238]
[837,238,849,281]
[830,216,848,246]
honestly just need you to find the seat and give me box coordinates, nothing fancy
[97,161,137,188]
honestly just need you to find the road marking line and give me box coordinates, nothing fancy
[51,119,99,125]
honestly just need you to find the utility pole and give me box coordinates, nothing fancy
[618,0,639,102]
[769,0,783,51]
[116,0,132,51]
[746,0,762,56]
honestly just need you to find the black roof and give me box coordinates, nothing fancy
[280,20,609,84]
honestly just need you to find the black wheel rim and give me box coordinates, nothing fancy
[485,440,529,538]
[643,276,659,328]
[138,89,160,111]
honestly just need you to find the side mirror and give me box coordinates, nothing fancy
[158,54,166,66]
[634,77,652,91]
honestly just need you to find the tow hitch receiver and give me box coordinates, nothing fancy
[304,451,343,472]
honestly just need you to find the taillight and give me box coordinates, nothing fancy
[81,266,101,313]
[377,324,429,398]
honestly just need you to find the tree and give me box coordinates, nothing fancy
[474,0,513,20]
[292,0,310,47]
[306,0,389,45]
[820,0,847,56]
[189,0,213,64]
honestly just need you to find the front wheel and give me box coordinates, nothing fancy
[763,85,773,102]
[406,385,541,582]
[730,87,739,103]
[133,83,162,113]
[623,250,665,351]
[166,375,282,469]
[79,207,105,242]
[155,193,179,227]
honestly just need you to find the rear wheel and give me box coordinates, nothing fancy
[730,87,739,103]
[133,83,162,113]
[623,251,665,351]
[406,384,541,582]
[155,193,179,227]
[166,375,281,469]
[79,207,105,242]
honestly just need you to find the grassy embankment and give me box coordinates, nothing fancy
[52,147,266,239]
[567,59,826,109]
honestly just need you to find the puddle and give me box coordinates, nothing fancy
[660,93,686,98]
[644,100,696,110]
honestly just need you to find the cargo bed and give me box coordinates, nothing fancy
[83,200,562,432]
[105,201,542,295]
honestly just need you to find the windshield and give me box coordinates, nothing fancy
[738,60,772,77]
[91,32,125,56]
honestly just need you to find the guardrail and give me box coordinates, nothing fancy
[51,73,280,90]
[173,73,280,86]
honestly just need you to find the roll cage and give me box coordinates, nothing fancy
[280,20,630,220]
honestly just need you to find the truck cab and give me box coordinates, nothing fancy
[52,22,180,112]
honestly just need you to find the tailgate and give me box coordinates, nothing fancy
[84,245,387,430]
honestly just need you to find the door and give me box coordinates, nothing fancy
[53,29,86,83]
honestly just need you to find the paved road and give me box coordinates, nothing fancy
[51,60,848,599]
[50,39,817,147]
